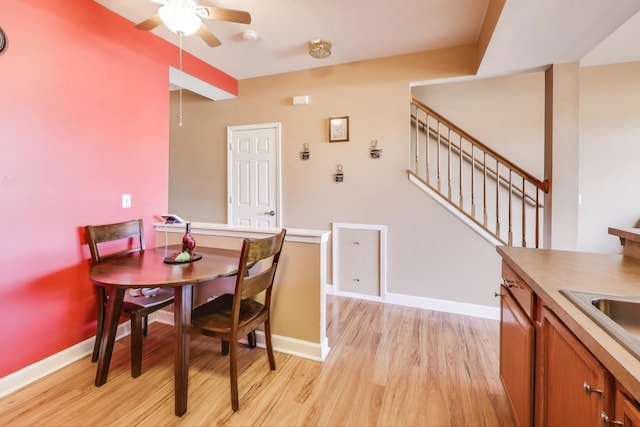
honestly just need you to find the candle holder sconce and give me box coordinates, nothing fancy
[334,164,344,182]
[301,143,310,160]
[370,140,382,159]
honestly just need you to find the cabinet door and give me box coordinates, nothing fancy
[336,228,380,296]
[500,287,534,427]
[540,307,613,427]
[616,388,640,426]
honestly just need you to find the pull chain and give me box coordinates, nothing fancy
[178,32,184,127]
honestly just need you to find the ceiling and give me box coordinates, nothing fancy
[95,0,640,81]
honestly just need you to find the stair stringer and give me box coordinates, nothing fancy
[408,170,503,247]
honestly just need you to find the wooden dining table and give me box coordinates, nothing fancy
[89,244,241,416]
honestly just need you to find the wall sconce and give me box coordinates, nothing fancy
[301,143,310,160]
[334,164,344,182]
[370,140,382,159]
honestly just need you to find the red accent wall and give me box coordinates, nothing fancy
[0,0,236,378]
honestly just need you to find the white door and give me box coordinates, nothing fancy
[227,123,281,227]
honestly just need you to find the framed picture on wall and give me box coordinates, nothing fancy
[329,116,349,142]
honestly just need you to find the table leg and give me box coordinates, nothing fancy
[174,284,193,416]
[95,287,125,386]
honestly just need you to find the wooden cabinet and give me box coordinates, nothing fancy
[499,287,534,427]
[500,258,640,427]
[615,386,640,426]
[539,306,614,426]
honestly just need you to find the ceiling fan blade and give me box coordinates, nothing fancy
[135,14,162,31]
[199,6,251,24]
[197,24,221,47]
[151,0,168,4]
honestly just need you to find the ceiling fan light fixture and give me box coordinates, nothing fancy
[309,39,331,59]
[158,2,201,36]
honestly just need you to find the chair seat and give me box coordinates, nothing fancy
[191,294,267,335]
[123,288,174,311]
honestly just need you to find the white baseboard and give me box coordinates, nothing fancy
[256,331,330,362]
[156,310,331,362]
[384,292,500,320]
[0,320,132,399]
[325,284,500,320]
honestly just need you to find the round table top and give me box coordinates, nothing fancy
[89,245,240,288]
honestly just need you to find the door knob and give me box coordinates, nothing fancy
[583,381,603,396]
[264,210,275,216]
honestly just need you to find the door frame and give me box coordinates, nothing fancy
[226,122,282,227]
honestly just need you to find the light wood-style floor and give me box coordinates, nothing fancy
[0,296,514,426]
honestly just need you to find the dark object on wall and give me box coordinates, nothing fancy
[0,26,7,54]
[370,140,382,159]
[334,164,344,182]
[301,143,310,160]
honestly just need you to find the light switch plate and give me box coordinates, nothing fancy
[122,193,132,208]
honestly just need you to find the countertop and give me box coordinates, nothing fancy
[609,227,640,244]
[497,245,640,400]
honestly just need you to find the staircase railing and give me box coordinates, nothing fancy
[410,97,549,248]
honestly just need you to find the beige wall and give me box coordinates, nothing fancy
[413,62,640,255]
[412,72,545,177]
[169,45,505,309]
[579,62,640,253]
[157,231,322,343]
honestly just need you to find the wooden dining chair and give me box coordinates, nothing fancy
[191,229,287,411]
[85,219,175,378]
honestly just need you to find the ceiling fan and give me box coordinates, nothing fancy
[135,0,252,47]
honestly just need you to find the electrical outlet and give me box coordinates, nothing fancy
[122,193,132,208]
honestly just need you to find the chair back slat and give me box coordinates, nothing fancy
[235,229,286,303]
[86,219,145,263]
[241,264,277,299]
[243,235,285,264]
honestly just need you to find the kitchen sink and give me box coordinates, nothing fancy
[561,289,640,359]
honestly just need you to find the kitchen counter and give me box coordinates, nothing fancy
[497,245,640,401]
[609,227,640,259]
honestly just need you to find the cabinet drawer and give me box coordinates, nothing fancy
[502,261,534,319]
